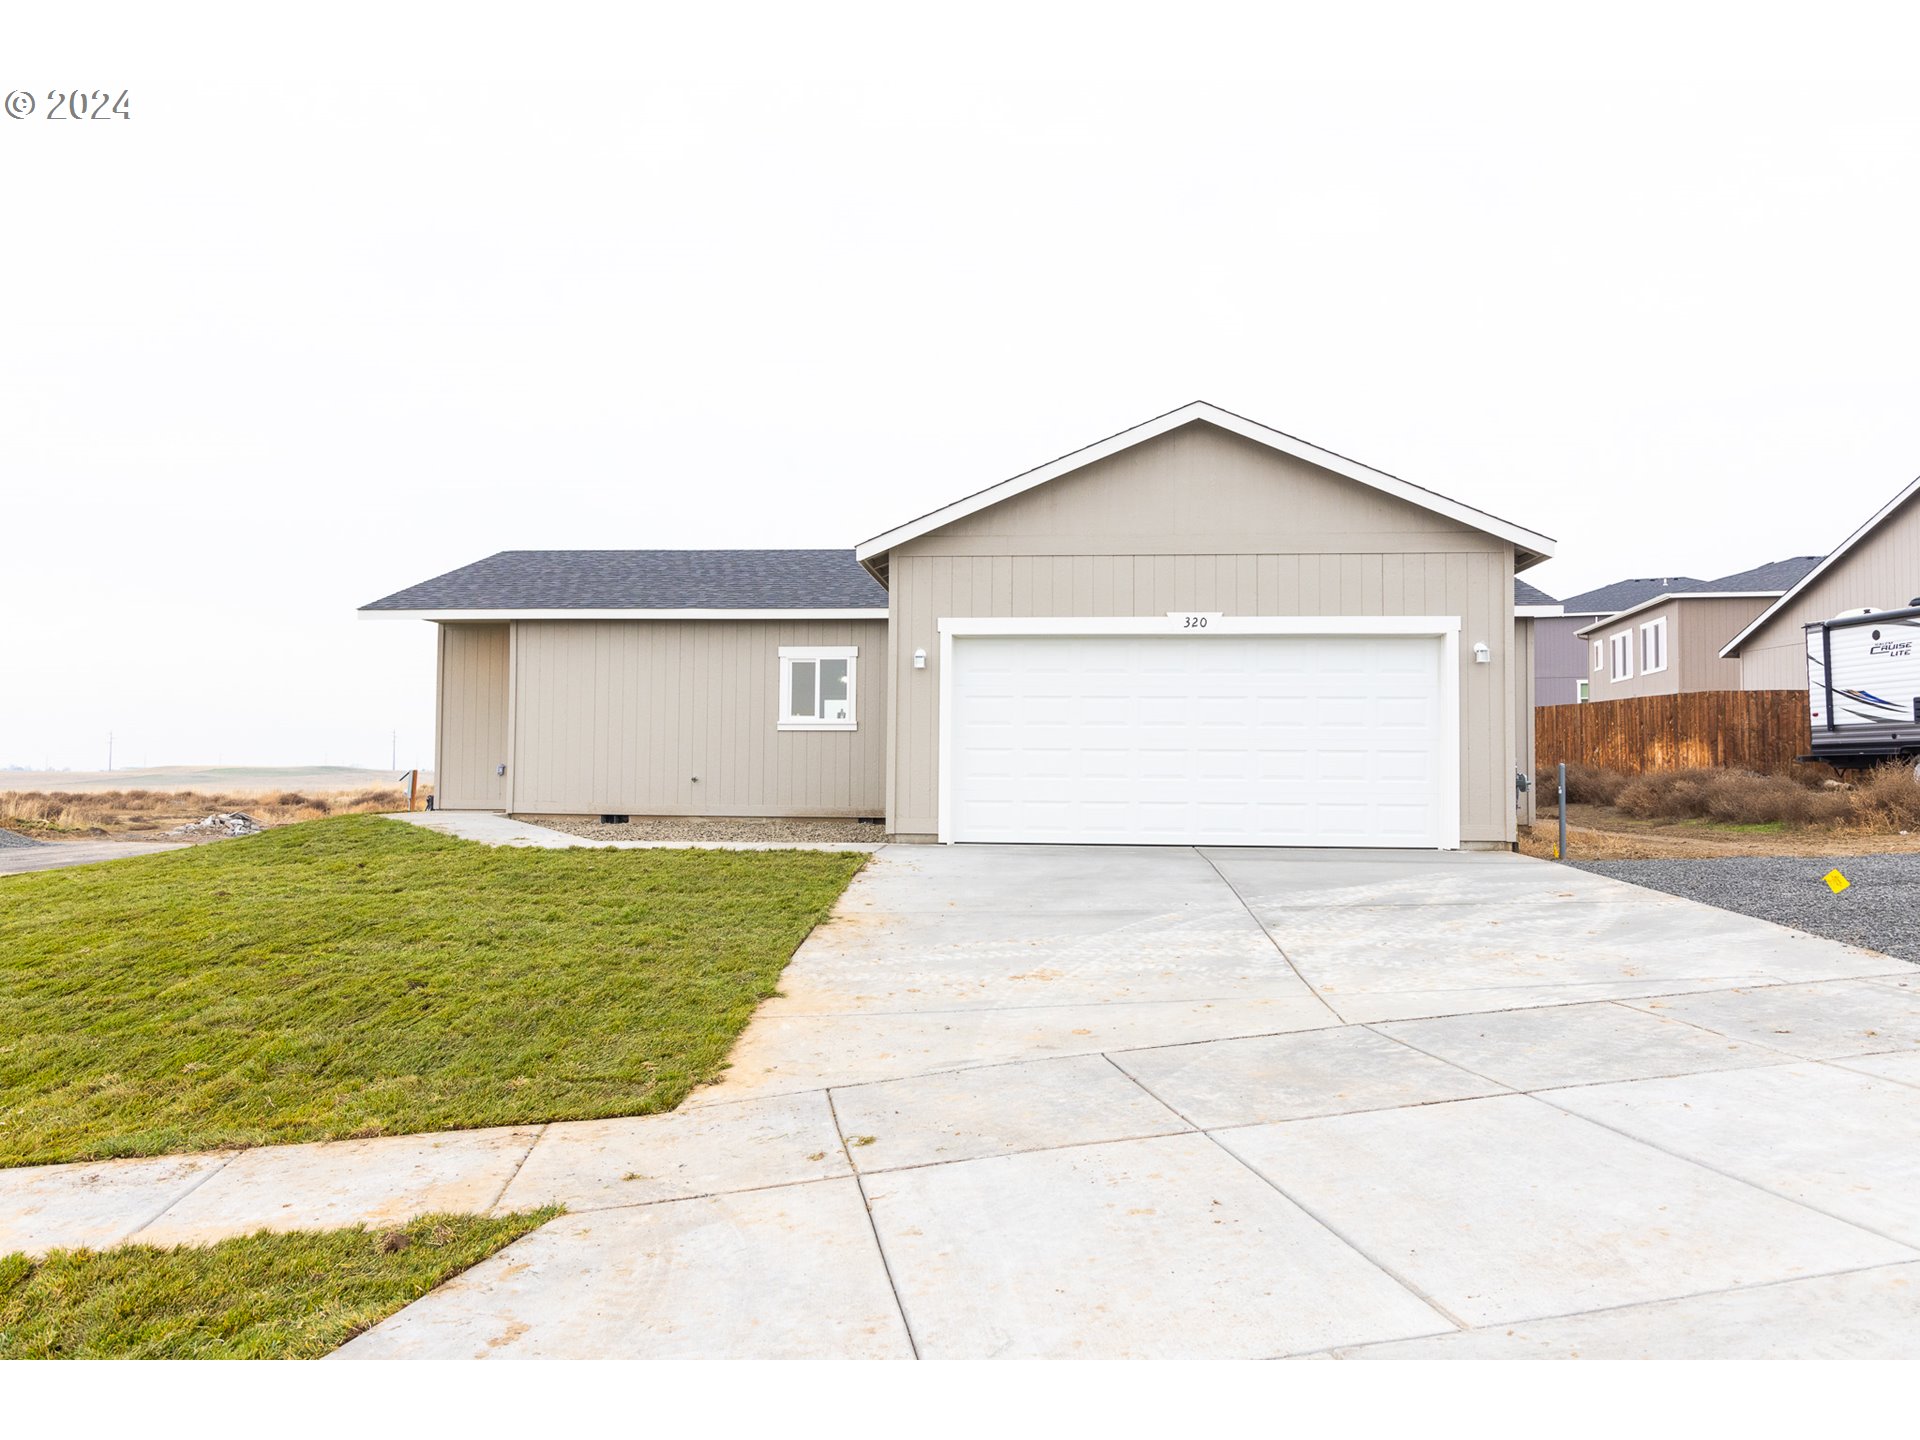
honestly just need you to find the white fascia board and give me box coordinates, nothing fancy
[1514,605,1564,618]
[1572,592,1782,638]
[1719,474,1920,658]
[855,401,1556,567]
[358,608,890,622]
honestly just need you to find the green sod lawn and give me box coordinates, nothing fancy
[0,815,864,1166]
[0,1209,558,1358]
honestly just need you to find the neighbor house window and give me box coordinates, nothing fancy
[1609,631,1633,681]
[1577,679,1590,703]
[1640,617,1668,674]
[779,646,857,729]
[1592,640,1603,672]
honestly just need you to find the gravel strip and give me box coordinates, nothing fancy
[522,815,886,845]
[0,828,44,849]
[1574,853,1920,963]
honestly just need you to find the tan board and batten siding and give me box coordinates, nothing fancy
[436,623,510,811]
[1514,618,1536,826]
[479,618,887,817]
[882,422,1521,846]
[1737,489,1920,689]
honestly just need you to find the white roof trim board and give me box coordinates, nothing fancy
[854,401,1556,571]
[1515,604,1565,618]
[360,608,890,622]
[1573,592,1784,638]
[1720,474,1920,657]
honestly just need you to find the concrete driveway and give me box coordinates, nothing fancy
[336,844,1920,1359]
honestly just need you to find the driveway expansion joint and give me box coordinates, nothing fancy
[826,1087,921,1359]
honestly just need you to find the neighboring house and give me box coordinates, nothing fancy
[1574,557,1822,700]
[364,402,1556,850]
[1514,579,1587,705]
[1723,475,1920,689]
[1527,576,1709,705]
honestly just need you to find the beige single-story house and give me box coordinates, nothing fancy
[364,402,1557,849]
[1572,557,1820,700]
[1724,474,1920,689]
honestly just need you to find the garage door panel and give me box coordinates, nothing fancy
[948,631,1449,848]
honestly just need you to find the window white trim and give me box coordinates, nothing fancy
[778,646,858,730]
[935,615,1461,849]
[1592,640,1603,672]
[1577,679,1590,703]
[1609,631,1634,681]
[1640,617,1668,674]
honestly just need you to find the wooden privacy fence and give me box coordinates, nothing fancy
[1535,691,1811,774]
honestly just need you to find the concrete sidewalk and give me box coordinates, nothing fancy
[387,810,882,853]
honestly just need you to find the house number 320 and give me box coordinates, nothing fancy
[1173,613,1221,630]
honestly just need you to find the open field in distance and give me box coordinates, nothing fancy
[0,766,428,795]
[0,768,435,839]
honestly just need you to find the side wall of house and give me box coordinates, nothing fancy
[507,617,887,817]
[1739,491,1920,689]
[1515,618,1537,825]
[1533,614,1594,706]
[883,421,1519,845]
[436,622,511,810]
[1585,601,1683,701]
[1676,596,1772,692]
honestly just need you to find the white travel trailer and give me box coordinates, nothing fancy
[1804,604,1920,766]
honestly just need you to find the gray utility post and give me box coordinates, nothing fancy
[1557,762,1568,861]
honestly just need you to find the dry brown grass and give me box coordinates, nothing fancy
[1851,762,1920,831]
[1611,768,1855,826]
[1526,760,1920,858]
[0,786,432,838]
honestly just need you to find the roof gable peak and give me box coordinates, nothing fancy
[855,401,1554,572]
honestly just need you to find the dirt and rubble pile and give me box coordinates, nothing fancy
[168,812,264,837]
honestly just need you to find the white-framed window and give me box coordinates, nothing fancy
[1609,631,1634,681]
[1592,640,1604,672]
[1640,617,1668,674]
[1577,679,1590,703]
[778,646,857,729]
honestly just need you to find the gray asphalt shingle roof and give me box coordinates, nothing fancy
[361,550,889,612]
[1558,575,1711,616]
[1514,578,1557,607]
[1703,555,1823,592]
[1559,556,1823,617]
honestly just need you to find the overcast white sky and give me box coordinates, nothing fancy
[7,1,1920,771]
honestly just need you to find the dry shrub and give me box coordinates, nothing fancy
[1561,765,1631,806]
[1610,767,1853,826]
[1615,769,1715,820]
[1852,761,1920,831]
[1701,773,1851,826]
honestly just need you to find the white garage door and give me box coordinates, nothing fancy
[947,632,1450,847]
